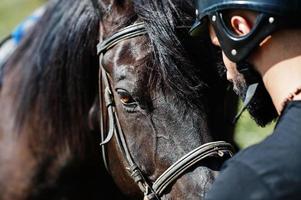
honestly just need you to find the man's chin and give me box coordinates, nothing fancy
[245,82,278,127]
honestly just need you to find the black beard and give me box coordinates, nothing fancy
[234,62,278,127]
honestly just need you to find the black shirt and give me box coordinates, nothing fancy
[206,101,301,200]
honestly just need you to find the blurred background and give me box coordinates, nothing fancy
[0,0,45,37]
[0,0,276,149]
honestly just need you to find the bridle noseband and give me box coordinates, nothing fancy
[96,22,234,200]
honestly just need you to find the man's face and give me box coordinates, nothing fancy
[209,25,277,126]
[208,25,248,98]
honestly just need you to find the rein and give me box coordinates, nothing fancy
[96,22,234,200]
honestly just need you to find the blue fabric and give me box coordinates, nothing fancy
[12,15,40,44]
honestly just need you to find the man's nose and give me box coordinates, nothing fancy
[226,71,234,82]
[209,25,220,47]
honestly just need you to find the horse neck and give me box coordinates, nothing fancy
[0,65,101,200]
[0,70,54,198]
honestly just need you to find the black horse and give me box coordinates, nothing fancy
[0,0,237,199]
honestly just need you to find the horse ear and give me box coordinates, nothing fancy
[88,97,100,131]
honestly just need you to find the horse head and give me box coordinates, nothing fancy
[89,0,236,199]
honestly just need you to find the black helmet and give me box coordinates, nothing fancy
[190,0,301,63]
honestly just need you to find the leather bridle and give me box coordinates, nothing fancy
[96,22,234,200]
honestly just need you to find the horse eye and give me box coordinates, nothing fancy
[116,89,136,105]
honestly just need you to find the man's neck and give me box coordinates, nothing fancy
[251,29,301,114]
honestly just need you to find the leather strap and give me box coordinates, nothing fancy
[152,141,233,196]
[97,22,147,55]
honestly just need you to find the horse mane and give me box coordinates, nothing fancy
[3,0,100,152]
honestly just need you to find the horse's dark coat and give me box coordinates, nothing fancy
[0,0,237,199]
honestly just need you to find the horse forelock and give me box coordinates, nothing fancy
[131,0,222,110]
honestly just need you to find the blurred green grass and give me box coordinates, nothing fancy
[234,100,275,149]
[0,0,44,40]
[0,0,276,150]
